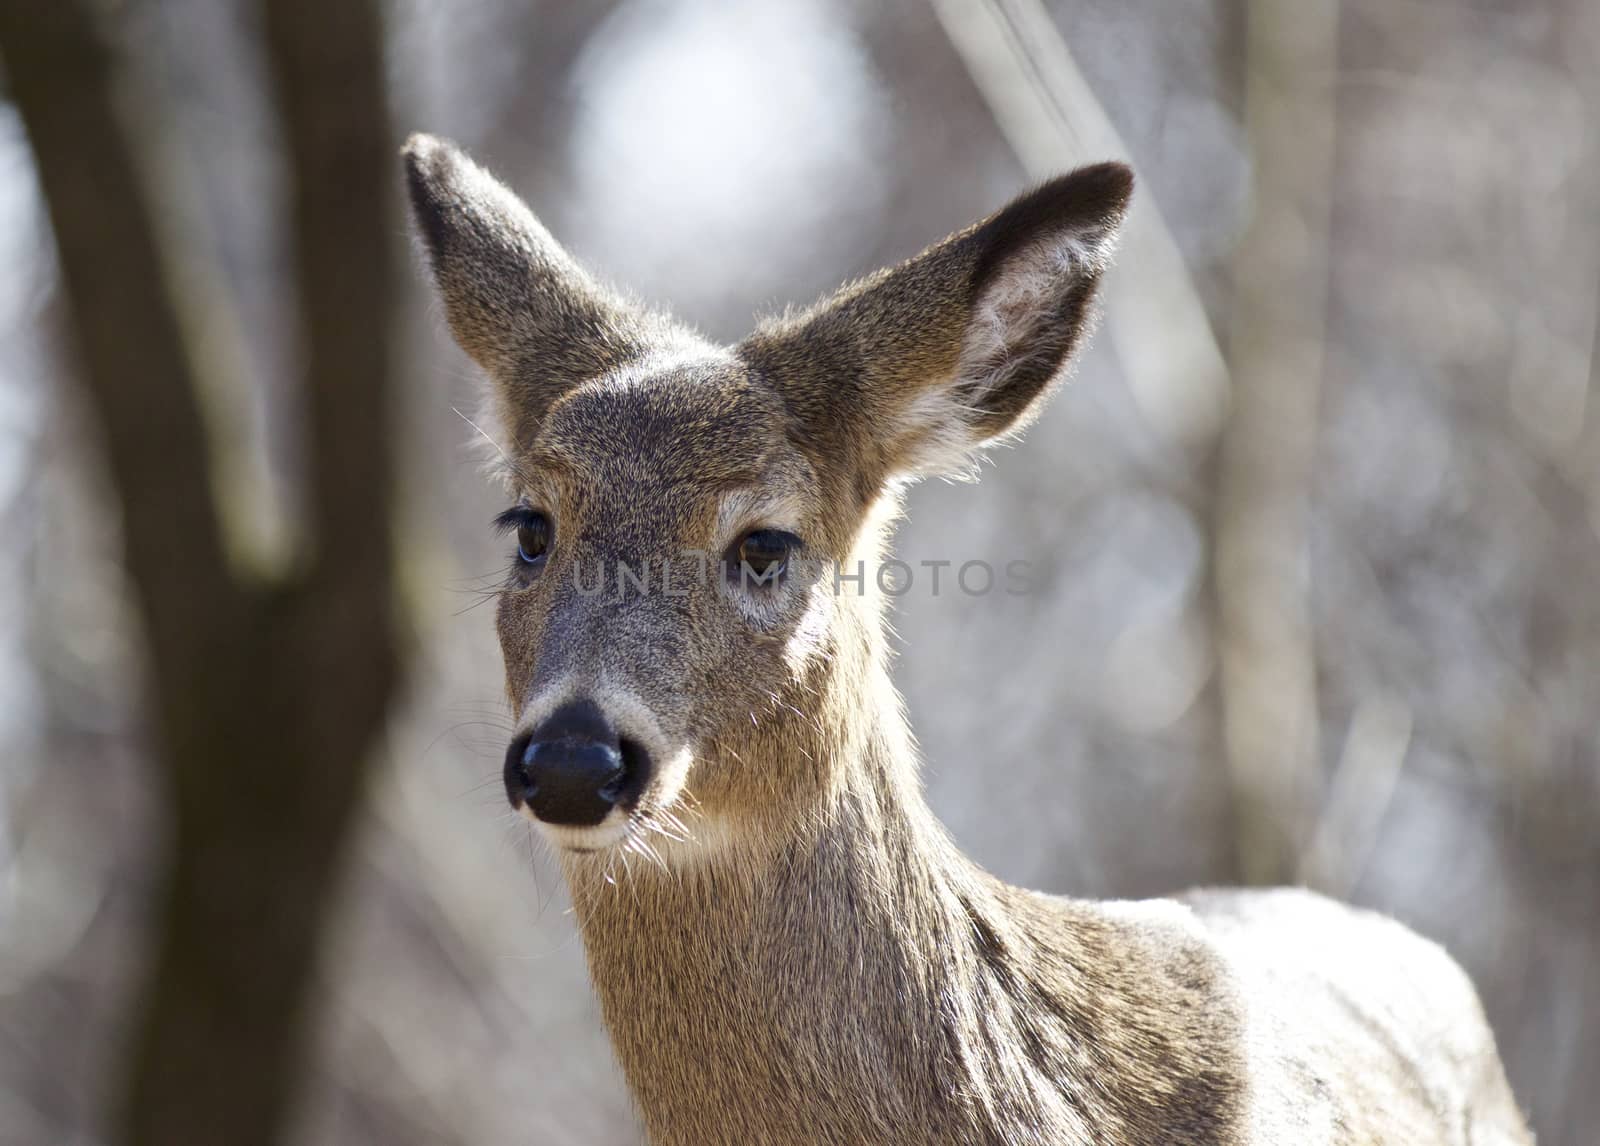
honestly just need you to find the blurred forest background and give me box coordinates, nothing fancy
[1,0,1597,1144]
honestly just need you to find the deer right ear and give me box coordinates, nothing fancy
[403,134,667,449]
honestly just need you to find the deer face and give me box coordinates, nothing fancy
[485,357,837,853]
[406,135,1130,857]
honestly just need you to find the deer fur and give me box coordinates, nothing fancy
[404,133,1532,1146]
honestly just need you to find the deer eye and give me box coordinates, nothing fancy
[494,507,553,567]
[731,528,799,587]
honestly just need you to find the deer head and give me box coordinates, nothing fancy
[405,134,1130,860]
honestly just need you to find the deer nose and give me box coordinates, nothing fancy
[505,700,631,827]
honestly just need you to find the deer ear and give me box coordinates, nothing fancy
[403,134,674,449]
[747,163,1132,483]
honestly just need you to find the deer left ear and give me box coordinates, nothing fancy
[747,163,1132,483]
[402,133,689,454]
[942,163,1132,445]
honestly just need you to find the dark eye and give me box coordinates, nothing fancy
[731,528,799,586]
[494,507,553,568]
[517,518,551,564]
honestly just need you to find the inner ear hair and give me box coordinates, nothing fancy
[746,162,1133,487]
[949,163,1133,444]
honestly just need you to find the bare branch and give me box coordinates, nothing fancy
[1299,693,1412,896]
[927,0,1231,451]
[933,0,1339,884]
[0,0,240,684]
[264,0,395,586]
[1214,0,1339,883]
[263,0,400,743]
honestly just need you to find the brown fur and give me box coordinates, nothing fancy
[404,134,1532,1145]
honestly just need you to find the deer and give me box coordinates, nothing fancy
[402,133,1532,1146]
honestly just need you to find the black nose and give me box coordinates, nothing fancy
[505,700,642,827]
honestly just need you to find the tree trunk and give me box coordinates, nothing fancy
[0,1,401,1142]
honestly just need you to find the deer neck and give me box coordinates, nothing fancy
[562,601,1124,1145]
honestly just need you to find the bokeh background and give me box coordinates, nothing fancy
[2,0,1598,1143]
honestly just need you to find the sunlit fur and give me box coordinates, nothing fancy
[405,134,1532,1145]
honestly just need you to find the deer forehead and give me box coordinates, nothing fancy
[519,358,817,531]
